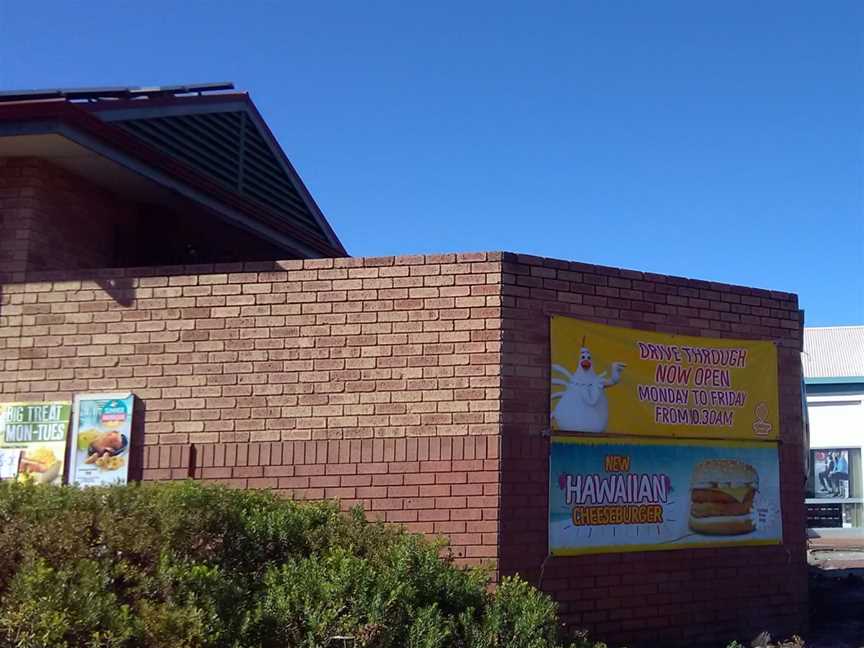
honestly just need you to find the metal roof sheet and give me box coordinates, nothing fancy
[803,326,864,379]
[0,82,235,103]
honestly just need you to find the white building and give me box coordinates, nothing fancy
[803,326,864,534]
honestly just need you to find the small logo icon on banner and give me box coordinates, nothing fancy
[753,402,773,437]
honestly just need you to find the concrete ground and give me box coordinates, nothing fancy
[807,537,864,648]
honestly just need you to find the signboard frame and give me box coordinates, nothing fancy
[548,435,783,556]
[0,401,71,485]
[67,392,135,488]
[550,315,780,441]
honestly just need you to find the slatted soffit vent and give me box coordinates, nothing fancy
[113,110,322,236]
[0,82,346,257]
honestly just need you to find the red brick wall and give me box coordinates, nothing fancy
[0,251,808,645]
[0,158,129,279]
[0,159,39,277]
[0,157,297,279]
[0,253,503,567]
[498,253,807,646]
[141,436,500,562]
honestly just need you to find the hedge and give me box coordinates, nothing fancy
[0,480,606,648]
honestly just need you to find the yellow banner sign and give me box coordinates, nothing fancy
[550,317,779,440]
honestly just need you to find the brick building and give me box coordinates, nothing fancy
[0,85,807,646]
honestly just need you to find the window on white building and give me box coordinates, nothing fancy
[806,447,862,528]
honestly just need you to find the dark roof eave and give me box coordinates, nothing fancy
[0,99,346,258]
[81,93,347,256]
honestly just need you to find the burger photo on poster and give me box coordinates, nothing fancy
[688,459,759,535]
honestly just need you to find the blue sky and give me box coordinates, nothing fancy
[1,2,861,326]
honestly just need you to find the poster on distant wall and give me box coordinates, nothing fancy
[550,316,780,440]
[67,393,134,487]
[812,450,851,499]
[548,436,782,555]
[0,402,71,485]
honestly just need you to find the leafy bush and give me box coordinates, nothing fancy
[727,635,805,648]
[0,480,603,648]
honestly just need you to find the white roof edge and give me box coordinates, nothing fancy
[805,325,864,330]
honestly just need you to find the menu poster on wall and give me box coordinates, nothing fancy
[68,393,134,487]
[0,402,71,485]
[548,436,782,555]
[550,316,780,440]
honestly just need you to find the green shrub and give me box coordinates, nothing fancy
[0,558,137,648]
[0,480,604,648]
[478,577,560,648]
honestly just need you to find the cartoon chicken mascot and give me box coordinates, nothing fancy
[551,338,626,433]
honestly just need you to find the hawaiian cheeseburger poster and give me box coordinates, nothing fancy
[549,436,782,555]
[550,316,779,440]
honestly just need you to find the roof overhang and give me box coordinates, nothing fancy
[0,97,346,258]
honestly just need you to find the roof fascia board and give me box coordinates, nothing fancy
[0,119,65,137]
[805,377,864,385]
[91,100,250,122]
[805,384,864,397]
[81,93,249,113]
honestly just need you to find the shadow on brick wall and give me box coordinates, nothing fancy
[2,259,313,307]
[126,396,148,482]
[1,268,137,307]
[498,433,551,586]
[96,277,136,308]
